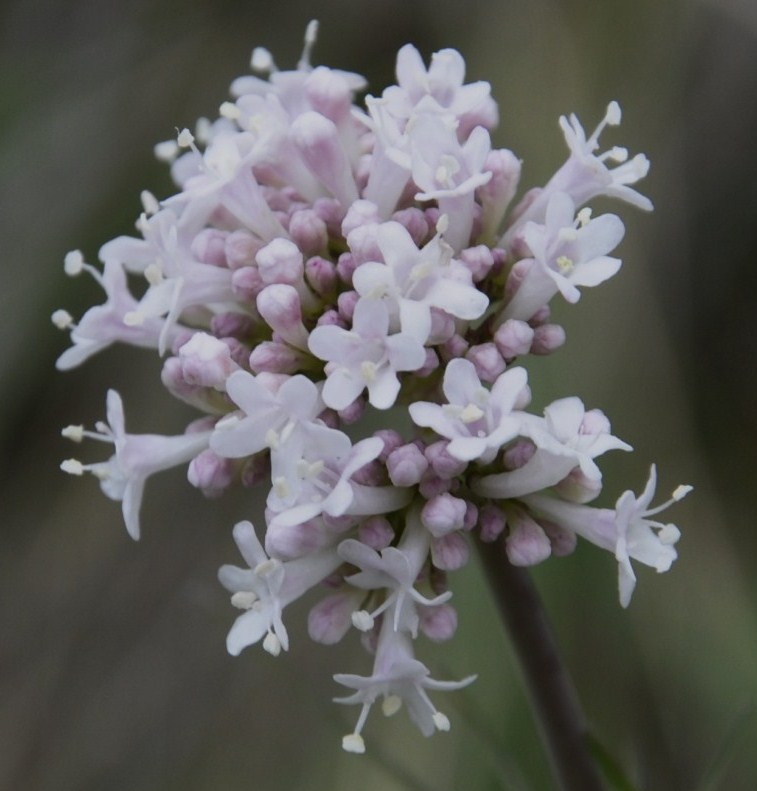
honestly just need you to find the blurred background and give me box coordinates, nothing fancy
[1,0,756,788]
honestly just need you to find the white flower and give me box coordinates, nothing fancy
[219,520,342,655]
[352,221,489,343]
[410,358,527,463]
[309,298,426,410]
[522,465,691,606]
[60,390,211,539]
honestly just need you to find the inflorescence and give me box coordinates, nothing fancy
[56,22,690,752]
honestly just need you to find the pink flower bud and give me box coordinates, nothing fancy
[358,515,395,550]
[421,493,467,537]
[187,449,234,493]
[337,290,359,323]
[581,408,611,436]
[225,230,263,269]
[305,255,337,298]
[241,452,270,488]
[266,517,331,560]
[466,343,506,383]
[477,148,521,235]
[256,284,307,348]
[210,312,255,340]
[346,223,381,265]
[387,443,428,487]
[248,341,305,374]
[428,308,455,344]
[439,334,469,361]
[256,238,304,285]
[431,532,469,570]
[178,332,239,389]
[503,438,536,470]
[288,209,328,257]
[305,65,354,119]
[541,518,578,557]
[191,228,228,267]
[505,509,551,566]
[416,349,440,378]
[506,259,535,303]
[553,467,603,504]
[316,309,346,328]
[308,592,361,645]
[425,441,467,480]
[531,323,566,355]
[336,252,358,286]
[464,501,478,531]
[419,603,458,642]
[231,266,264,301]
[291,111,359,207]
[494,319,535,360]
[313,197,344,237]
[418,471,453,499]
[351,459,386,486]
[391,208,429,246]
[337,396,365,424]
[374,429,404,462]
[460,245,494,283]
[341,199,381,237]
[479,504,506,543]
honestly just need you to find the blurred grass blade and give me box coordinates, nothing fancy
[694,699,755,791]
[586,733,640,791]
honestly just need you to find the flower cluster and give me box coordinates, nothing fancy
[56,22,690,752]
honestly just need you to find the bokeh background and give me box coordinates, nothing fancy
[2,0,756,788]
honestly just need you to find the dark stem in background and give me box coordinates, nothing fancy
[477,538,605,791]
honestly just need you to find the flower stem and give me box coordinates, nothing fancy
[477,537,605,790]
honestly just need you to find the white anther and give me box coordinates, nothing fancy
[123,311,145,327]
[460,403,484,424]
[341,733,365,754]
[195,117,212,144]
[262,632,282,656]
[177,128,195,148]
[606,101,622,125]
[251,47,274,73]
[64,250,85,276]
[219,101,241,121]
[144,264,163,286]
[61,425,84,442]
[555,255,574,274]
[230,591,257,610]
[140,190,160,216]
[360,361,377,382]
[273,476,290,500]
[381,695,402,717]
[659,524,681,545]
[351,610,374,632]
[436,214,450,235]
[51,309,74,329]
[264,428,280,450]
[154,140,179,162]
[577,207,592,227]
[60,458,84,475]
[672,484,693,501]
[433,711,451,731]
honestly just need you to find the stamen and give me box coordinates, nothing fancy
[140,190,160,216]
[673,484,693,501]
[251,47,275,73]
[60,459,84,475]
[433,711,451,731]
[576,207,592,227]
[231,591,257,610]
[351,610,374,631]
[298,19,319,71]
[436,214,450,235]
[123,311,145,327]
[460,403,484,424]
[219,101,241,121]
[154,140,179,163]
[273,476,290,499]
[555,255,574,274]
[341,733,365,754]
[51,309,74,330]
[262,631,282,656]
[144,263,163,286]
[382,695,402,716]
[360,361,377,382]
[61,425,84,442]
[265,428,280,450]
[605,100,622,126]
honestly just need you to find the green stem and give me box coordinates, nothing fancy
[477,537,605,791]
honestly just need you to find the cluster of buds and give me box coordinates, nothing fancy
[56,22,690,752]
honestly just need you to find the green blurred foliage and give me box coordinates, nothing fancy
[1,0,756,789]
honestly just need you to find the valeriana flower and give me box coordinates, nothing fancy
[220,520,343,655]
[60,390,211,539]
[352,220,489,343]
[522,465,691,606]
[309,297,426,410]
[410,358,528,463]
